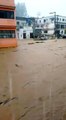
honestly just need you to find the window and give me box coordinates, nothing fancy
[65,25,66,28]
[41,24,43,27]
[17,28,19,31]
[51,18,54,21]
[39,20,41,23]
[0,30,16,38]
[44,19,46,23]
[62,19,64,21]
[61,25,64,29]
[0,10,14,19]
[35,20,37,24]
[56,24,60,29]
[37,25,39,27]
[17,21,19,25]
[20,26,23,28]
[57,18,59,21]
[64,29,66,34]
[61,30,63,34]
[44,30,48,33]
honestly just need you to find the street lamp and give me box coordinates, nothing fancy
[49,12,56,38]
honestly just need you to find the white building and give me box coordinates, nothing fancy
[16,17,35,40]
[35,15,66,38]
[19,26,33,40]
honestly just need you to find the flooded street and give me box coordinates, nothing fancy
[0,39,66,120]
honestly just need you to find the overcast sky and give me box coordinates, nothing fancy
[15,0,66,17]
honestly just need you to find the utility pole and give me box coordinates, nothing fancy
[54,12,56,38]
[33,18,35,39]
[49,12,56,38]
[56,15,59,38]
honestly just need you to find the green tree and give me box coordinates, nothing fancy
[16,3,28,17]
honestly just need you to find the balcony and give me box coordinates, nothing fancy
[0,19,16,29]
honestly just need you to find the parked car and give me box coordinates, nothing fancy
[40,35,48,40]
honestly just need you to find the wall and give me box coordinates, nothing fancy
[19,29,23,40]
[0,19,16,29]
[0,38,17,48]
[48,30,54,35]
[18,27,33,40]
[0,0,15,7]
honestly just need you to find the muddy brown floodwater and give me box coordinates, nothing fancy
[0,39,66,120]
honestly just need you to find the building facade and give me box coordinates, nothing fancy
[16,17,35,40]
[34,15,66,38]
[0,0,17,48]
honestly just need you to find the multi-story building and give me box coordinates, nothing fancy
[16,17,35,40]
[34,15,66,38]
[0,0,17,48]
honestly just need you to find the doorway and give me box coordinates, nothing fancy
[23,33,26,39]
[30,33,33,38]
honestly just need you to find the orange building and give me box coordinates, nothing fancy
[0,0,17,48]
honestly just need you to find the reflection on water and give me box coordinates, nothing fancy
[0,40,66,120]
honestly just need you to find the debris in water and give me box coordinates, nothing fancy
[15,64,20,67]
[12,50,18,52]
[0,97,18,106]
[28,42,35,45]
[35,41,44,43]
